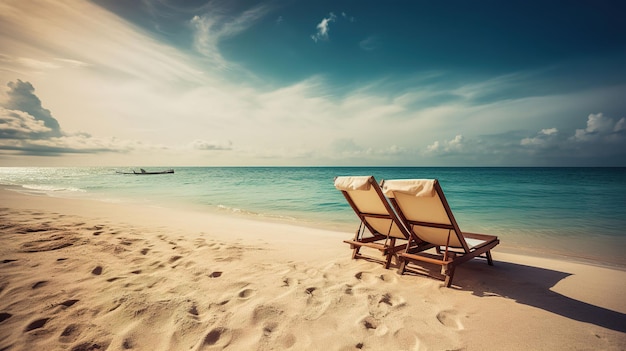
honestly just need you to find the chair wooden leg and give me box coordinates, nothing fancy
[486,251,494,266]
[397,257,407,275]
[385,254,392,269]
[384,238,396,269]
[352,246,360,260]
[443,266,456,288]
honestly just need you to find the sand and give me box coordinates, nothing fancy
[1,188,625,351]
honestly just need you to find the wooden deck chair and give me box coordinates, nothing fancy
[382,179,500,287]
[334,176,411,268]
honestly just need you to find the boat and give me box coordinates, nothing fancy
[116,168,174,175]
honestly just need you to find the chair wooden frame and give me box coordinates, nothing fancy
[335,176,411,269]
[382,179,500,287]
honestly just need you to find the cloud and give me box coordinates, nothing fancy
[0,0,205,86]
[341,12,355,22]
[572,113,625,142]
[190,5,269,69]
[359,36,379,51]
[0,80,142,156]
[329,138,408,160]
[191,139,233,151]
[3,80,62,137]
[425,135,466,154]
[421,113,625,165]
[518,113,626,165]
[311,13,337,42]
[520,128,559,146]
[0,134,136,156]
[0,108,52,138]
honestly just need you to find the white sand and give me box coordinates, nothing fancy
[1,188,625,350]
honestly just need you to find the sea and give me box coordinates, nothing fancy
[1,167,625,268]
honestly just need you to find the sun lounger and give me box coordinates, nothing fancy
[334,176,411,268]
[382,179,499,287]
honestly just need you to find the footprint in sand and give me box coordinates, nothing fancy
[238,288,256,299]
[209,271,222,278]
[282,277,297,287]
[302,287,331,321]
[70,340,111,351]
[32,280,48,289]
[0,312,12,323]
[169,255,182,263]
[122,338,134,349]
[359,316,389,336]
[252,305,284,336]
[59,299,79,308]
[361,316,379,330]
[354,271,378,284]
[199,327,232,349]
[279,333,297,348]
[367,293,405,319]
[377,293,405,308]
[378,273,397,283]
[187,302,200,318]
[436,310,464,330]
[24,317,50,332]
[59,323,82,343]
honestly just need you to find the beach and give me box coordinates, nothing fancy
[1,188,625,351]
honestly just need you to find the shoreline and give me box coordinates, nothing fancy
[1,188,625,350]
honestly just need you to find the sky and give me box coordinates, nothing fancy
[0,0,625,167]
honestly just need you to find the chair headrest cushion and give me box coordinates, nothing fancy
[383,179,436,198]
[334,176,372,191]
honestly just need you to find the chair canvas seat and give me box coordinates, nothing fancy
[382,179,500,287]
[334,176,411,269]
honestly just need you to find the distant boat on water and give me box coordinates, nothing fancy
[116,168,174,175]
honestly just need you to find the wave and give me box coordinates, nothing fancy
[216,204,297,222]
[22,184,86,193]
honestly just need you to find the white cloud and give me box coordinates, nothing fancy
[572,113,624,142]
[520,128,559,146]
[516,113,626,165]
[0,107,52,137]
[311,13,337,42]
[190,139,233,151]
[190,4,269,69]
[541,128,558,135]
[425,135,465,154]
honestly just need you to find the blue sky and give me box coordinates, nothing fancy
[0,0,625,166]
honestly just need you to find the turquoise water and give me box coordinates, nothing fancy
[1,167,625,267]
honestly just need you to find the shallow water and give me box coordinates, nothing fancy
[2,167,625,267]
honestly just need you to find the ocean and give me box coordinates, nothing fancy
[1,167,625,268]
